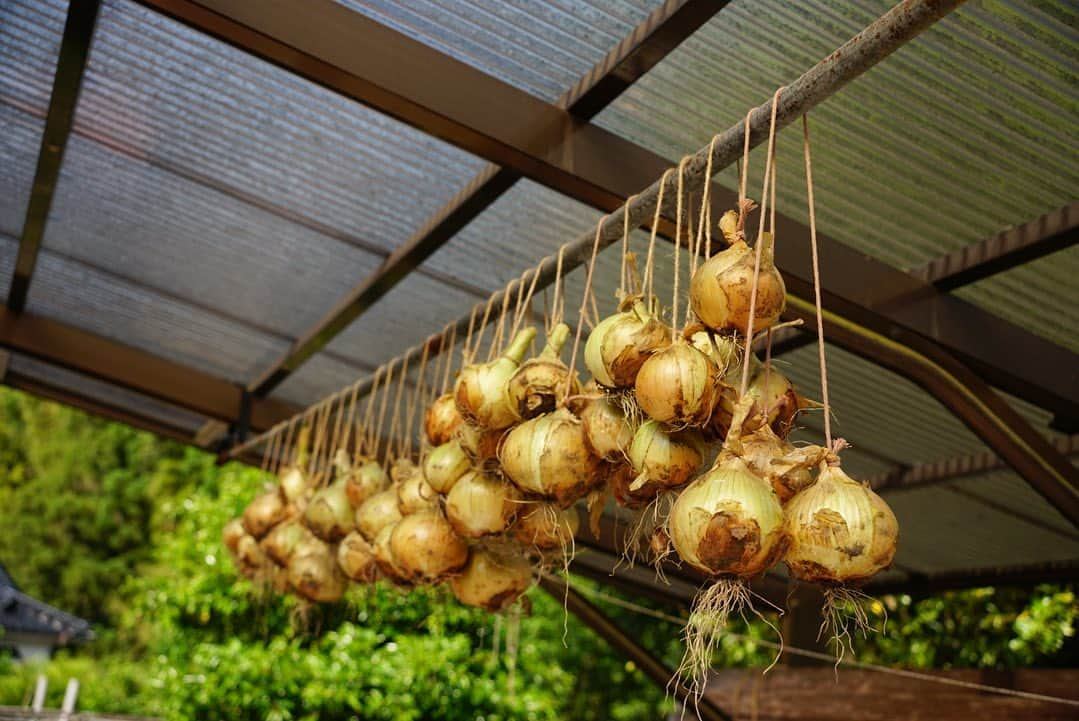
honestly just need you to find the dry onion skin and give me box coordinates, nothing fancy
[579,387,635,461]
[261,519,313,566]
[512,502,580,552]
[584,299,670,388]
[444,470,521,538]
[783,465,898,586]
[454,423,506,466]
[454,328,537,430]
[450,546,534,612]
[304,479,355,542]
[397,470,439,515]
[506,323,577,420]
[390,509,469,583]
[738,427,821,503]
[345,457,390,508]
[337,531,378,583]
[500,407,602,508]
[242,488,289,539]
[425,393,464,446]
[355,488,403,542]
[628,420,705,491]
[287,537,348,603]
[634,341,720,428]
[423,440,472,495]
[608,459,664,509]
[689,232,786,337]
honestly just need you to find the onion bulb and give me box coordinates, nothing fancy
[355,488,403,542]
[628,420,705,491]
[690,233,786,337]
[579,385,635,461]
[425,392,463,446]
[304,479,355,542]
[423,440,471,494]
[390,509,469,583]
[372,523,407,583]
[500,408,602,507]
[450,546,533,612]
[235,533,267,577]
[738,427,822,503]
[261,519,312,566]
[345,456,389,508]
[444,470,521,538]
[280,464,310,507]
[455,327,537,429]
[455,423,506,466]
[608,459,664,509]
[784,465,898,585]
[223,518,247,555]
[288,537,347,603]
[669,455,786,578]
[634,340,720,427]
[337,531,378,583]
[506,323,577,420]
[242,488,288,539]
[390,457,420,484]
[397,469,438,515]
[584,299,670,388]
[743,365,805,438]
[513,503,579,551]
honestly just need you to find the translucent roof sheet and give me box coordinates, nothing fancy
[335,0,658,101]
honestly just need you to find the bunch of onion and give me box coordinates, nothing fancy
[578,382,636,461]
[423,439,472,494]
[668,409,788,695]
[344,454,390,508]
[627,420,705,493]
[287,537,348,603]
[455,328,537,430]
[242,486,290,539]
[500,407,602,508]
[390,508,469,583]
[512,502,580,553]
[337,531,378,583]
[783,460,899,657]
[690,229,786,337]
[397,466,439,515]
[584,297,670,388]
[634,338,721,428]
[304,460,356,542]
[425,392,463,446]
[506,322,578,420]
[445,469,521,538]
[261,519,314,566]
[450,544,534,612]
[355,487,403,543]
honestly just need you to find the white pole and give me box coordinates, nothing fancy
[31,674,47,711]
[59,678,79,719]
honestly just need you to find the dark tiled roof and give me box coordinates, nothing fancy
[0,565,94,644]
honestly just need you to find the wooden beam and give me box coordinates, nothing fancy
[244,0,728,396]
[8,0,101,311]
[914,202,1079,292]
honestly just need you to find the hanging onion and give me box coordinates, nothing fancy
[784,465,898,585]
[455,423,506,466]
[669,455,786,578]
[345,457,390,508]
[373,523,407,583]
[513,503,580,551]
[235,533,267,578]
[288,537,348,603]
[500,407,602,507]
[242,488,289,539]
[444,470,521,538]
[397,469,439,515]
[390,509,469,583]
[223,518,247,555]
[304,479,355,542]
[608,459,664,509]
[506,322,577,420]
[455,328,537,429]
[337,531,378,583]
[738,427,819,503]
[450,546,534,612]
[390,458,420,484]
[423,440,472,494]
[742,365,806,438]
[634,341,720,428]
[579,384,635,461]
[425,392,464,446]
[584,299,670,388]
[690,233,786,337]
[280,464,310,507]
[261,519,312,566]
[355,488,403,542]
[628,421,705,491]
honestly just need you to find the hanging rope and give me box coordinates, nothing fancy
[565,217,611,398]
[803,114,832,448]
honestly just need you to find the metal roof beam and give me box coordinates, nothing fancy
[7,0,101,312]
[913,202,1079,292]
[243,0,727,396]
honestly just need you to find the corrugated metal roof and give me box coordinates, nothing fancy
[334,0,659,101]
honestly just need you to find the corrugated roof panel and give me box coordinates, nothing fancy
[334,0,658,101]
[593,0,1078,269]
[949,467,1078,543]
[7,353,208,434]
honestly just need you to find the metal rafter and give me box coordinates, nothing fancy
[244,0,728,396]
[7,0,101,312]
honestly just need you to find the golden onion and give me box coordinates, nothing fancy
[506,323,578,420]
[337,531,378,583]
[584,299,670,388]
[242,488,289,539]
[500,408,602,508]
[397,469,439,515]
[423,440,472,494]
[390,509,469,583]
[634,341,720,427]
[445,470,521,538]
[628,420,705,491]
[304,479,355,542]
[287,537,347,603]
[454,328,537,429]
[425,392,464,446]
[355,487,403,542]
[450,546,533,612]
[689,234,786,337]
[512,503,580,551]
[345,457,390,508]
[579,384,635,461]
[222,517,247,555]
[261,519,312,566]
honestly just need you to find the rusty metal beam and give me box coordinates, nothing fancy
[244,0,727,396]
[913,202,1079,292]
[8,0,101,311]
[538,574,732,721]
[0,307,297,431]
